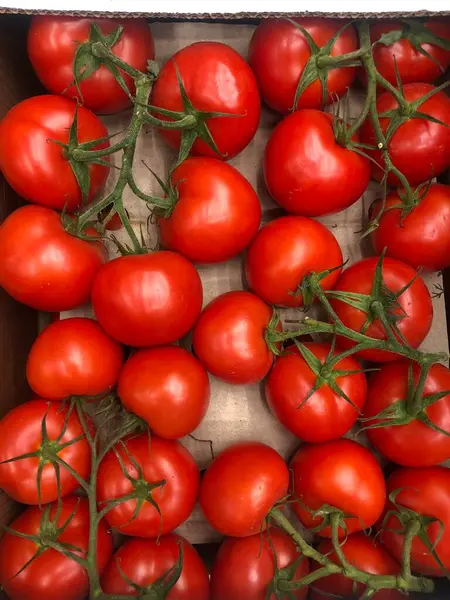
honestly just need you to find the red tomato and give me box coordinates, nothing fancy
[151,42,260,160]
[0,496,112,600]
[360,83,450,186]
[118,346,210,439]
[0,205,107,312]
[0,95,109,212]
[28,17,155,114]
[101,534,209,599]
[192,291,279,385]
[245,216,343,307]
[381,466,450,576]
[159,157,261,263]
[211,528,310,600]
[266,342,367,443]
[329,256,433,363]
[97,434,199,537]
[26,317,124,400]
[91,251,203,347]
[291,439,386,536]
[248,18,358,114]
[200,441,289,537]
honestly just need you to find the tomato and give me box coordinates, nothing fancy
[151,41,260,160]
[291,439,386,536]
[28,17,154,114]
[92,251,203,348]
[192,291,279,385]
[245,216,343,307]
[0,496,112,600]
[381,466,450,576]
[211,528,309,600]
[200,441,289,537]
[248,18,358,114]
[0,95,109,212]
[97,433,199,537]
[329,256,433,363]
[26,317,124,400]
[371,184,450,271]
[159,157,261,263]
[118,346,210,439]
[101,534,209,599]
[360,83,450,186]
[266,342,367,443]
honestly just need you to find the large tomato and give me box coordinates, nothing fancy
[0,95,109,212]
[101,534,210,599]
[248,18,358,114]
[159,157,261,263]
[200,441,289,537]
[266,342,367,443]
[97,434,199,537]
[28,17,155,114]
[291,439,386,536]
[245,216,343,307]
[151,41,260,160]
[211,528,310,600]
[0,496,112,600]
[91,251,203,347]
[26,317,124,400]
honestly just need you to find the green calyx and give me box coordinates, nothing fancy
[292,260,347,308]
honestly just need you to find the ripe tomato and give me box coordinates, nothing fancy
[211,528,310,600]
[26,317,124,400]
[28,17,154,114]
[192,291,279,385]
[291,439,386,536]
[0,496,112,600]
[159,157,261,263]
[101,534,210,599]
[0,205,107,312]
[329,256,433,363]
[97,434,199,537]
[381,466,450,576]
[92,251,203,348]
[245,216,343,307]
[118,346,210,439]
[200,441,289,537]
[0,95,109,212]
[248,18,358,114]
[360,83,450,186]
[264,110,370,217]
[151,41,260,160]
[371,184,450,271]
[266,342,367,443]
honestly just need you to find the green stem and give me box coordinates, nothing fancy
[407,361,432,418]
[318,47,366,68]
[71,139,128,161]
[91,41,144,79]
[401,520,421,580]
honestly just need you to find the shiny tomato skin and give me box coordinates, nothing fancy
[266,342,367,443]
[97,434,199,537]
[291,439,386,536]
[248,18,358,114]
[159,157,261,263]
[151,41,260,160]
[0,496,112,600]
[264,110,370,216]
[28,17,155,115]
[200,441,289,537]
[330,256,433,363]
[211,528,309,600]
[192,291,278,385]
[245,216,343,307]
[118,346,210,439]
[101,534,210,599]
[92,251,203,347]
[0,95,109,212]
[0,205,107,312]
[26,317,124,400]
